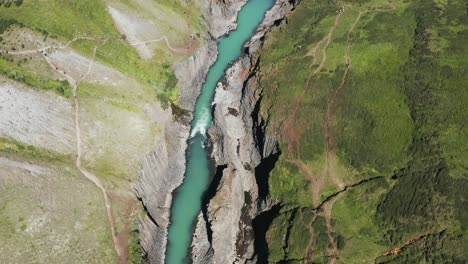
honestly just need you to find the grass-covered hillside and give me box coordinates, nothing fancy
[0,0,203,263]
[258,0,468,262]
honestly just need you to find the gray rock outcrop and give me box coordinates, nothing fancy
[135,44,212,264]
[136,0,298,263]
[200,0,248,38]
[191,1,299,263]
[135,1,252,263]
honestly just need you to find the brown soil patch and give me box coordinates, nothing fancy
[323,200,340,264]
[283,13,342,162]
[110,193,138,264]
[382,233,432,257]
[305,213,319,263]
[171,35,199,56]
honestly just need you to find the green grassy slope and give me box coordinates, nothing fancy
[0,1,201,263]
[258,0,468,262]
[0,0,192,103]
[0,137,117,263]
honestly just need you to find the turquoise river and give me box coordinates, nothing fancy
[165,0,275,263]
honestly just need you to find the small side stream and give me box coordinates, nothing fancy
[165,0,275,263]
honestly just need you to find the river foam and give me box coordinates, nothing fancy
[165,1,275,263]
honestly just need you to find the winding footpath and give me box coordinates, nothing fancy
[2,31,198,263]
[296,4,397,263]
[44,47,126,263]
[4,39,126,262]
[130,36,176,52]
[0,36,101,55]
[130,34,198,56]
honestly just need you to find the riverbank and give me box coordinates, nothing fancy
[135,0,300,263]
[134,1,248,263]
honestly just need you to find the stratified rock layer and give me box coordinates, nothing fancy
[135,1,249,263]
[136,0,298,263]
[191,1,299,263]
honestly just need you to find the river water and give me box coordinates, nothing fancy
[165,0,275,263]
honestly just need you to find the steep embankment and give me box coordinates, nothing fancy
[134,1,249,263]
[0,1,200,263]
[135,0,301,263]
[191,1,300,263]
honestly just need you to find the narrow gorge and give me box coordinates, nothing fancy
[135,0,299,263]
[1,0,466,263]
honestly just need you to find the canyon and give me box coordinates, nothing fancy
[135,0,299,263]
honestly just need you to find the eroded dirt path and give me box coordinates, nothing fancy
[286,12,345,261]
[283,10,343,210]
[381,233,433,257]
[305,213,318,263]
[284,13,342,163]
[323,202,339,264]
[130,34,198,56]
[287,10,343,262]
[284,3,398,263]
[323,10,363,193]
[42,44,127,263]
[0,36,102,55]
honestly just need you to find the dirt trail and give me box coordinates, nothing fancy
[295,160,321,206]
[322,199,338,264]
[323,11,363,191]
[305,213,318,263]
[286,4,397,263]
[282,12,343,263]
[130,34,198,56]
[381,233,432,257]
[1,30,199,262]
[1,31,200,262]
[0,48,47,55]
[283,12,342,210]
[322,3,395,190]
[284,13,342,162]
[0,36,102,56]
[299,8,366,262]
[41,45,127,263]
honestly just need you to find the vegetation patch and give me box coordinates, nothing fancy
[0,57,72,97]
[128,221,149,264]
[0,136,72,164]
[258,0,467,262]
[376,1,468,253]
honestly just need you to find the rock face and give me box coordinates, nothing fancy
[200,0,248,38]
[136,0,298,263]
[135,1,253,263]
[191,1,298,263]
[135,43,213,264]
[0,79,76,155]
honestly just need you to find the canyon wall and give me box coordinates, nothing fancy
[135,1,247,263]
[191,1,298,263]
[136,0,298,263]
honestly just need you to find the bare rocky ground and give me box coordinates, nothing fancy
[107,0,197,59]
[0,78,76,155]
[48,50,128,87]
[107,6,163,59]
